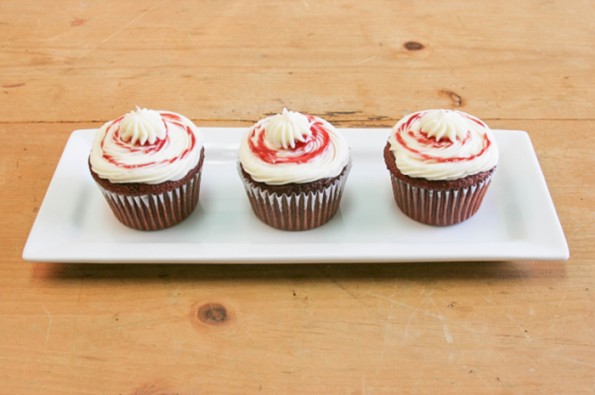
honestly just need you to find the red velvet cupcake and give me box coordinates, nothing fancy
[238,109,351,231]
[89,108,204,230]
[384,109,499,226]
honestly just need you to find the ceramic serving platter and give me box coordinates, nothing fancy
[22,128,569,263]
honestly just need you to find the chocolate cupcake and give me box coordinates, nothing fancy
[238,108,351,231]
[384,109,499,226]
[89,107,205,230]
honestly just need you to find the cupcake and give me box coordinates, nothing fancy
[238,108,351,231]
[384,109,499,226]
[89,107,205,230]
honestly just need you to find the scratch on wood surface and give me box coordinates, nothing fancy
[42,306,53,348]
[169,288,181,305]
[402,311,417,340]
[369,292,442,319]
[512,265,545,320]
[442,323,454,344]
[426,293,454,344]
[319,267,370,310]
[556,293,568,309]
[331,278,369,309]
[507,312,534,341]
[77,0,170,59]
[361,373,368,395]
[368,292,455,344]
[549,353,595,369]
[371,322,391,381]
[355,56,376,65]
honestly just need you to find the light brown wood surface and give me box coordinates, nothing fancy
[1,1,594,393]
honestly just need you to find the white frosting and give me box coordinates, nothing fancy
[388,109,499,180]
[90,109,203,184]
[119,107,166,145]
[420,109,467,142]
[264,108,312,149]
[239,110,350,185]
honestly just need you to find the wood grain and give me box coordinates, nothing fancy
[1,0,594,393]
[1,1,594,124]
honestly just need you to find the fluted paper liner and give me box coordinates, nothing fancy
[239,164,351,231]
[99,171,202,231]
[389,172,493,226]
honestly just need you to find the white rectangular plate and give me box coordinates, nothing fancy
[23,128,568,263]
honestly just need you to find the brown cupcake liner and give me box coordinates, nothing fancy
[98,170,202,231]
[389,172,494,226]
[239,164,351,231]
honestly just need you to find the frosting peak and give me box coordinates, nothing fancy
[119,107,166,145]
[264,108,313,149]
[420,109,467,142]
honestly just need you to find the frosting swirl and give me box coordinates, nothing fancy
[239,109,350,185]
[90,108,203,184]
[388,109,498,180]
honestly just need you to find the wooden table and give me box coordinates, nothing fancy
[2,1,593,393]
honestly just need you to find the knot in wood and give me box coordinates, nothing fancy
[404,41,425,51]
[197,303,228,325]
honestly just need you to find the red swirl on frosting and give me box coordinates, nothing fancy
[395,112,491,163]
[101,112,196,169]
[248,115,330,164]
